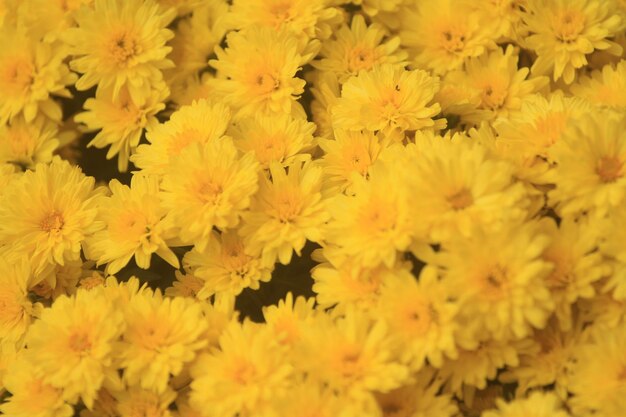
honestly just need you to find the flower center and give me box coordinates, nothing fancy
[255,72,281,94]
[108,30,140,66]
[1,57,34,94]
[269,1,293,25]
[544,251,573,290]
[231,360,257,385]
[447,188,473,210]
[275,192,302,223]
[553,10,585,43]
[348,46,376,73]
[68,331,92,353]
[596,156,623,183]
[480,83,507,110]
[480,264,510,300]
[197,179,223,204]
[40,211,64,233]
[440,29,466,53]
[168,128,205,157]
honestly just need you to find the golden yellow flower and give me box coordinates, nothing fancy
[570,60,626,109]
[0,115,59,169]
[0,259,41,344]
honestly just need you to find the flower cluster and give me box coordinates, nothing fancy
[1,0,626,416]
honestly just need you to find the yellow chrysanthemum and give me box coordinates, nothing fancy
[114,384,176,417]
[313,15,408,83]
[118,290,207,394]
[464,0,527,42]
[570,60,626,108]
[209,26,311,119]
[23,289,125,408]
[227,0,340,39]
[160,138,259,250]
[332,64,443,136]
[309,71,340,138]
[549,110,626,218]
[437,221,554,342]
[0,115,59,169]
[85,174,179,275]
[325,158,414,268]
[0,26,75,123]
[600,204,626,300]
[164,271,204,299]
[240,161,328,266]
[407,137,528,242]
[318,129,382,194]
[229,113,315,169]
[75,85,167,172]
[183,230,273,299]
[442,45,548,124]
[270,382,346,417]
[190,320,293,417]
[568,324,626,416]
[378,266,458,371]
[523,0,624,84]
[0,259,41,344]
[400,0,496,74]
[482,391,571,417]
[65,0,175,103]
[0,356,73,417]
[17,0,93,41]
[0,158,104,275]
[133,99,231,176]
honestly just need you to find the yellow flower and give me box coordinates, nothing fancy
[549,110,626,218]
[438,221,554,341]
[270,382,346,417]
[229,113,315,169]
[75,84,168,172]
[464,0,527,42]
[24,289,125,408]
[228,0,340,39]
[600,204,626,300]
[85,174,179,275]
[332,64,443,136]
[400,0,496,74]
[523,0,624,84]
[114,384,176,417]
[0,158,104,275]
[209,26,310,119]
[407,137,528,242]
[568,324,626,416]
[133,99,231,176]
[309,71,340,139]
[17,0,93,41]
[442,45,548,124]
[570,60,626,109]
[0,25,75,123]
[240,160,328,266]
[313,15,408,83]
[160,138,259,250]
[65,0,175,103]
[164,271,204,299]
[325,158,414,268]
[118,290,207,394]
[482,391,571,417]
[183,230,273,299]
[0,259,41,344]
[190,320,293,417]
[0,115,59,169]
[0,356,73,417]
[378,266,458,371]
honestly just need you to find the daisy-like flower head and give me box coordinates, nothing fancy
[133,99,231,176]
[229,113,315,170]
[75,84,168,172]
[313,15,408,83]
[228,0,341,40]
[549,110,626,218]
[0,26,76,123]
[523,0,624,84]
[318,129,382,194]
[118,289,207,394]
[164,270,204,299]
[209,26,310,119]
[442,45,548,124]
[379,266,459,371]
[0,355,73,417]
[23,289,125,408]
[183,230,273,299]
[0,158,104,275]
[482,391,571,417]
[85,174,179,276]
[570,60,626,109]
[240,160,328,266]
[400,0,497,75]
[568,324,626,416]
[408,137,528,243]
[190,320,293,417]
[0,115,60,168]
[332,64,444,136]
[114,384,176,417]
[262,292,316,350]
[65,0,175,103]
[325,158,414,269]
[160,137,260,251]
[438,220,554,342]
[0,259,42,345]
[463,0,527,42]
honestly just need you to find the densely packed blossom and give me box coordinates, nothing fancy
[1,0,626,416]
